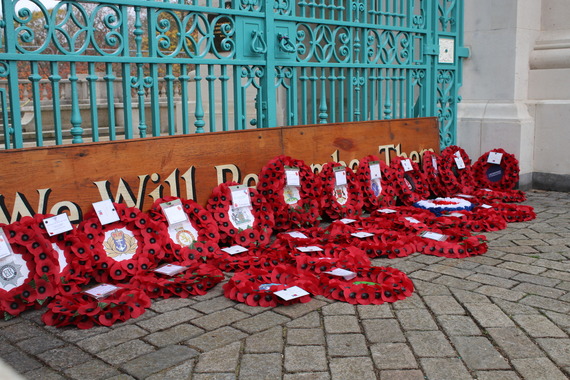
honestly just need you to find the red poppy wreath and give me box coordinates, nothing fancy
[78,203,166,283]
[318,162,363,220]
[147,196,222,264]
[257,155,321,231]
[388,156,431,205]
[0,218,59,318]
[356,155,397,212]
[438,145,477,196]
[223,265,319,307]
[213,246,292,272]
[472,148,521,191]
[206,182,274,247]
[42,283,151,329]
[421,150,448,197]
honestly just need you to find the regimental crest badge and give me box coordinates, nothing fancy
[104,228,137,259]
[175,227,196,247]
[0,261,24,289]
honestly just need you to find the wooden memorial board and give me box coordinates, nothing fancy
[0,117,439,223]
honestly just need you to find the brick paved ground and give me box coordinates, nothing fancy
[0,190,569,380]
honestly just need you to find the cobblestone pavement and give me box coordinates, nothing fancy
[1,190,569,380]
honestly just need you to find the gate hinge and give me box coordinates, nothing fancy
[424,44,438,56]
[457,46,470,58]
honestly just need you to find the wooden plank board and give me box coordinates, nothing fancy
[0,117,439,223]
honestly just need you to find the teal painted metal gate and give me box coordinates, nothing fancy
[0,0,467,149]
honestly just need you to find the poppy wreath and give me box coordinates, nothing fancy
[318,266,414,305]
[42,283,151,329]
[421,150,448,197]
[472,188,526,203]
[223,265,319,307]
[31,214,93,290]
[472,148,520,191]
[288,244,371,273]
[206,182,274,247]
[318,162,364,220]
[131,262,224,299]
[356,155,397,211]
[388,156,431,206]
[256,155,321,231]
[413,197,475,217]
[415,228,488,258]
[476,203,536,223]
[272,227,328,250]
[0,219,59,318]
[354,230,418,259]
[78,203,166,283]
[438,145,477,196]
[323,217,367,243]
[214,246,292,272]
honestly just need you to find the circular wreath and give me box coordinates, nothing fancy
[223,265,319,307]
[318,162,364,220]
[476,203,536,223]
[473,188,526,203]
[353,230,418,259]
[273,227,327,250]
[206,182,274,247]
[78,203,166,283]
[356,155,397,211]
[421,150,447,197]
[132,262,224,299]
[31,214,93,289]
[318,266,414,305]
[437,208,508,232]
[413,197,475,217]
[256,155,321,231]
[438,146,477,196]
[0,219,59,318]
[42,283,151,329]
[415,228,488,258]
[472,148,520,190]
[288,244,371,273]
[147,196,222,265]
[388,156,431,206]
[213,246,292,272]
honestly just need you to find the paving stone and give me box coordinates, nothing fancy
[76,325,148,353]
[285,311,321,328]
[420,358,472,380]
[232,311,290,334]
[475,285,526,302]
[426,264,474,278]
[409,269,440,281]
[423,295,465,315]
[326,333,369,356]
[543,269,570,282]
[520,295,570,313]
[144,323,205,347]
[136,307,203,332]
[475,371,521,380]
[379,369,425,380]
[52,325,111,343]
[391,293,426,309]
[0,322,47,342]
[16,334,65,355]
[146,360,195,380]
[496,246,539,254]
[467,273,519,288]
[96,339,156,365]
[451,288,492,303]
[329,357,376,379]
[357,304,393,319]
[543,310,570,332]
[273,299,327,319]
[465,256,503,266]
[451,336,510,370]
[233,303,270,315]
[121,345,199,378]
[395,309,438,331]
[193,373,236,380]
[149,297,195,313]
[407,331,456,357]
[511,357,569,380]
[1,349,43,374]
[22,367,67,380]
[238,353,282,380]
[287,328,325,346]
[284,346,328,372]
[194,341,242,372]
[192,308,249,331]
[362,318,406,343]
[473,264,518,278]
[463,303,514,328]
[323,315,361,333]
[321,302,357,315]
[191,296,236,314]
[486,328,544,358]
[512,283,566,299]
[513,314,567,338]
[535,338,570,367]
[437,315,481,336]
[245,326,284,353]
[433,275,480,290]
[186,326,248,352]
[37,345,93,371]
[534,259,570,272]
[64,360,121,380]
[282,372,329,380]
[492,298,540,316]
[370,343,417,369]
[556,281,570,291]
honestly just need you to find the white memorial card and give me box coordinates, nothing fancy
[432,156,439,173]
[296,246,323,252]
[377,208,397,214]
[93,199,120,225]
[487,152,503,165]
[154,264,187,276]
[325,268,356,280]
[405,217,421,224]
[454,153,466,169]
[284,231,309,239]
[339,218,356,224]
[419,231,448,241]
[221,245,249,255]
[351,231,374,238]
[369,161,382,180]
[274,286,309,301]
[0,229,13,260]
[401,159,413,172]
[229,185,252,208]
[333,166,347,186]
[285,167,301,186]
[161,199,188,226]
[83,283,119,300]
[43,214,73,236]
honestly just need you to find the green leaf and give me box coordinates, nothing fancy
[4,312,14,322]
[97,302,108,309]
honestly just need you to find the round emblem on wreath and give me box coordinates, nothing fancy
[485,165,504,183]
[175,229,196,247]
